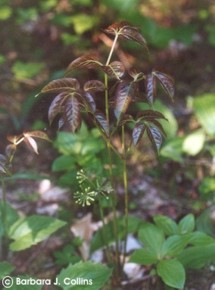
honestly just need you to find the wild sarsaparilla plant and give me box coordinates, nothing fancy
[37,22,174,286]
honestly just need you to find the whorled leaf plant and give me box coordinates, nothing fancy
[36,21,174,284]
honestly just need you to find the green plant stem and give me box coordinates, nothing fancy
[1,178,8,259]
[98,197,112,264]
[104,33,121,279]
[106,33,119,66]
[122,125,129,268]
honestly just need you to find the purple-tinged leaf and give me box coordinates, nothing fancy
[63,95,81,133]
[147,119,167,138]
[58,118,64,129]
[138,110,168,121]
[114,81,135,123]
[41,78,80,94]
[24,136,39,154]
[83,92,96,113]
[153,71,174,100]
[132,123,146,146]
[23,131,51,142]
[84,80,105,93]
[102,61,125,79]
[0,164,7,174]
[48,92,69,125]
[66,54,102,74]
[146,125,163,152]
[94,111,109,137]
[146,74,156,105]
[104,21,146,46]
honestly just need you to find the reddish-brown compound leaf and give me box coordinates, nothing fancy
[23,136,39,154]
[153,71,174,100]
[84,80,105,93]
[63,95,81,133]
[120,25,146,46]
[147,119,167,138]
[104,21,146,46]
[138,110,168,121]
[94,111,109,137]
[129,69,145,82]
[48,92,69,125]
[58,117,64,129]
[114,81,135,123]
[146,125,163,152]
[41,78,80,94]
[102,61,125,79]
[0,164,7,174]
[132,122,146,146]
[66,54,102,74]
[23,131,51,142]
[118,114,134,126]
[146,74,156,105]
[83,92,96,113]
[104,21,128,34]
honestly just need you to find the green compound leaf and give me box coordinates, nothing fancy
[138,223,164,256]
[157,259,185,289]
[178,214,195,234]
[130,248,157,265]
[153,215,178,236]
[57,261,112,290]
[177,244,215,269]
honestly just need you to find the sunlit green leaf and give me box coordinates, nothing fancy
[8,215,66,251]
[160,137,184,162]
[182,129,205,156]
[193,93,215,135]
[70,14,99,35]
[12,61,45,80]
[0,6,12,20]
